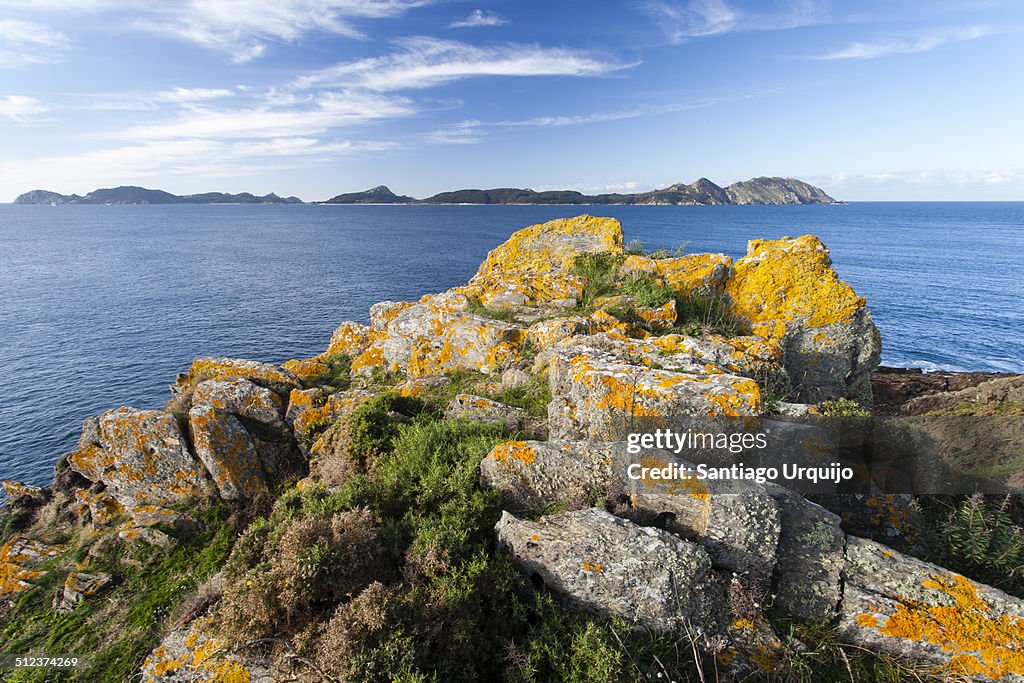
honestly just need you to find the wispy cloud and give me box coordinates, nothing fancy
[124,90,415,140]
[0,135,398,195]
[811,168,1024,187]
[642,0,827,44]
[0,19,68,67]
[450,9,506,28]
[155,87,235,103]
[426,119,484,144]
[0,95,50,121]
[295,37,635,91]
[1,0,426,64]
[813,26,993,60]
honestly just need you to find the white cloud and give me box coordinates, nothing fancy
[0,95,50,121]
[813,168,1024,187]
[140,0,427,63]
[0,134,398,198]
[426,119,483,144]
[124,90,415,139]
[0,19,68,67]
[295,36,634,91]
[155,87,235,103]
[814,26,992,60]
[450,9,506,28]
[642,0,827,44]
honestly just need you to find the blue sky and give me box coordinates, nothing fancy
[0,0,1021,202]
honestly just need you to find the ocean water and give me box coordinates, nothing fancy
[1,202,1021,487]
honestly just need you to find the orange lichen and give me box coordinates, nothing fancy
[725,235,865,338]
[636,456,709,501]
[860,572,1024,678]
[490,441,537,470]
[474,215,623,278]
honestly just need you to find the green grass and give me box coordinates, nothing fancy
[317,352,353,391]
[572,253,624,312]
[820,397,870,417]
[490,372,552,418]
[466,298,520,323]
[0,505,234,682]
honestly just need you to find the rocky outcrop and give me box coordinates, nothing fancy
[68,408,210,510]
[871,366,1018,416]
[0,536,65,597]
[724,177,837,205]
[142,616,277,682]
[725,235,881,406]
[495,508,713,630]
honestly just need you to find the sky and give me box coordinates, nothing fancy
[0,0,1022,202]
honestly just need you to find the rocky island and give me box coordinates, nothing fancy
[322,176,838,205]
[2,216,1022,682]
[14,187,304,205]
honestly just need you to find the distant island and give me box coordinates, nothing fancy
[322,177,839,205]
[14,187,303,205]
[14,177,838,206]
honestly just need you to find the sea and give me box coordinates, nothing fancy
[1,202,1022,487]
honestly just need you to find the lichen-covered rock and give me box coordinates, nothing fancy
[725,235,881,406]
[548,345,762,440]
[495,508,712,630]
[74,489,124,527]
[480,441,613,512]
[325,320,370,358]
[766,484,844,622]
[53,572,111,613]
[285,387,326,428]
[118,525,177,550]
[0,536,65,597]
[176,357,299,395]
[621,253,732,292]
[294,388,375,440]
[394,375,450,398]
[445,394,528,431]
[191,379,287,434]
[1,480,48,507]
[280,357,328,382]
[627,457,780,577]
[473,215,623,278]
[840,536,1024,680]
[188,405,266,502]
[461,272,585,310]
[525,316,599,350]
[142,615,277,682]
[69,408,209,509]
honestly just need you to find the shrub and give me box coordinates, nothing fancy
[318,353,353,391]
[619,272,673,308]
[672,285,744,338]
[820,397,870,417]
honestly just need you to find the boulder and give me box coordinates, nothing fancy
[53,572,111,613]
[840,536,1024,680]
[69,408,209,509]
[1,480,48,508]
[472,215,623,278]
[141,615,278,682]
[725,235,881,406]
[325,320,370,358]
[495,508,712,631]
[175,357,299,395]
[445,394,528,431]
[620,253,733,292]
[188,405,266,502]
[0,536,66,597]
[765,484,844,622]
[547,344,761,440]
[191,378,288,433]
[480,441,613,512]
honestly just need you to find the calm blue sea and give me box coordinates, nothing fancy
[1,202,1022,486]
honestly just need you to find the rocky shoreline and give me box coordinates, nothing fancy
[2,215,1022,682]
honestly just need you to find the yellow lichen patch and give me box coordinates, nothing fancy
[144,617,254,682]
[862,572,1024,678]
[489,441,538,470]
[857,613,879,627]
[181,357,298,391]
[281,358,328,381]
[0,536,65,597]
[351,343,386,374]
[582,558,604,574]
[703,379,762,417]
[324,321,369,357]
[725,235,865,338]
[623,253,733,292]
[464,273,586,309]
[474,215,624,277]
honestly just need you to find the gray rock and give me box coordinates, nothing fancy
[501,368,532,390]
[188,405,267,502]
[840,536,1024,680]
[765,484,844,622]
[495,508,713,631]
[191,378,287,433]
[480,440,613,512]
[68,408,210,510]
[53,572,111,614]
[445,394,528,431]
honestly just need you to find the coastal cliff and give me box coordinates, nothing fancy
[3,216,1023,682]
